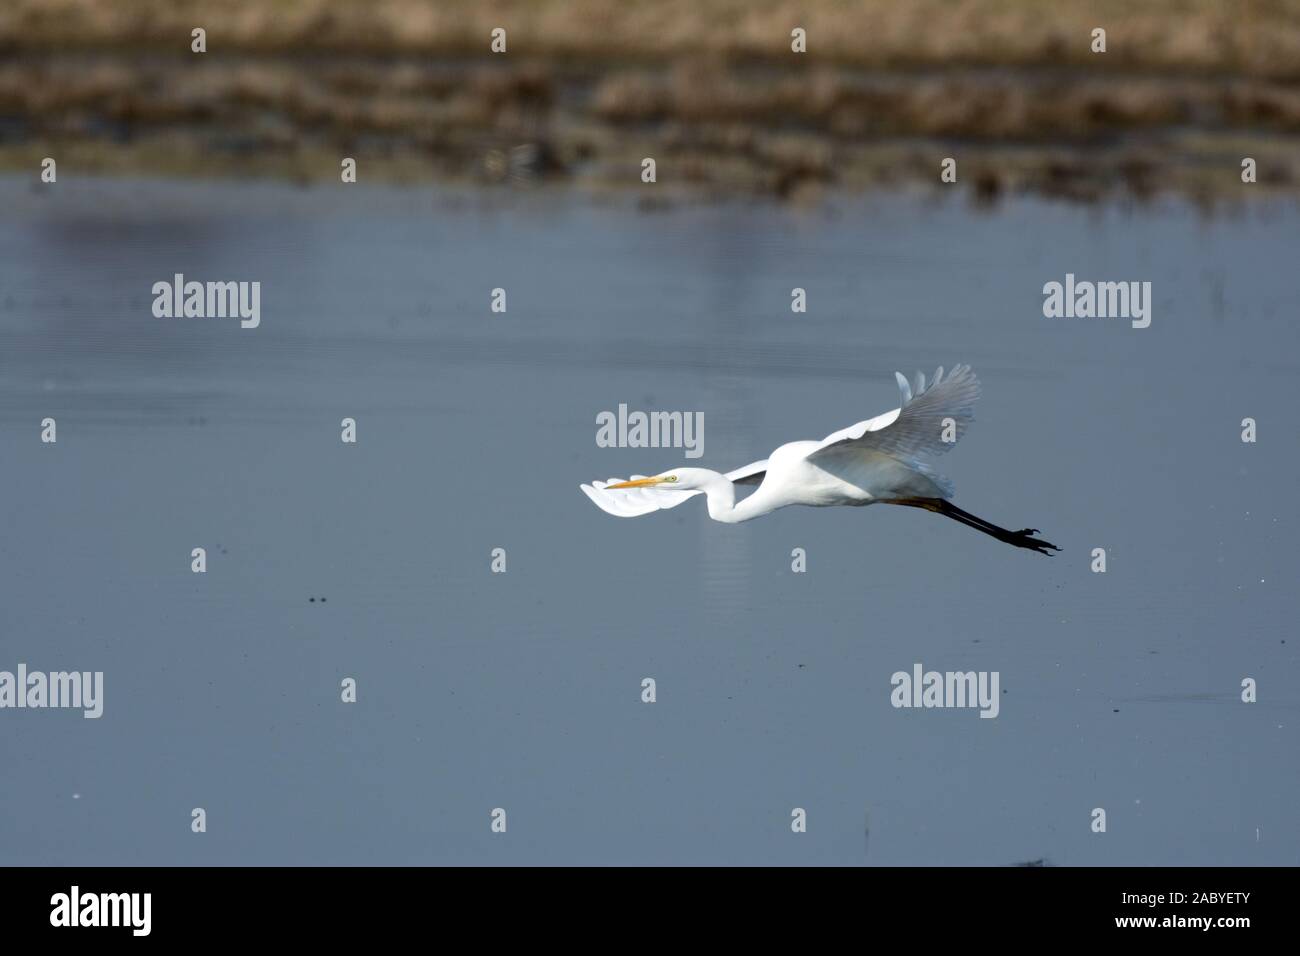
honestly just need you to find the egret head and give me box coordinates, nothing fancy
[607,468,716,491]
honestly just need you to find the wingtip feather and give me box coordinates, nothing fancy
[895,371,913,405]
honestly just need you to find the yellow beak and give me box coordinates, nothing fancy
[607,476,667,489]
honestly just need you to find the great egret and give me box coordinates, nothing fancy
[580,365,1059,555]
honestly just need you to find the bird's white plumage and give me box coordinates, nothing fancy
[580,366,981,522]
[810,364,978,466]
[580,476,699,517]
[580,459,771,517]
[805,364,979,498]
[724,459,769,485]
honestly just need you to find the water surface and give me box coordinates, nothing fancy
[2,178,1297,864]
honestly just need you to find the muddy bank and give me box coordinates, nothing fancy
[3,1,1300,202]
[6,0,1300,78]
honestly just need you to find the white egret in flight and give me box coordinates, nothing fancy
[580,365,1059,555]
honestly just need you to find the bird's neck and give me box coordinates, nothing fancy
[701,474,765,524]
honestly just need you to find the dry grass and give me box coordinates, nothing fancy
[4,0,1300,78]
[3,1,1300,201]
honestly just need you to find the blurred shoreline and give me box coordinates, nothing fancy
[3,1,1300,204]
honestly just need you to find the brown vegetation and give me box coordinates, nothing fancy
[3,1,1299,202]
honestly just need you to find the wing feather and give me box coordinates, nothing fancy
[579,477,701,517]
[807,365,980,495]
[581,459,769,517]
[725,459,768,486]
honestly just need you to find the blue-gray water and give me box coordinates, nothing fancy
[1,177,1296,865]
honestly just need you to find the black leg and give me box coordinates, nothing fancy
[884,498,1060,556]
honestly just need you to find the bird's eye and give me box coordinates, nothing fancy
[665,475,677,482]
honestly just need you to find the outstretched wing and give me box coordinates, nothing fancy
[580,476,700,517]
[807,365,980,493]
[726,459,768,486]
[579,459,769,518]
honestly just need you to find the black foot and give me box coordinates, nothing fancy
[1007,529,1060,556]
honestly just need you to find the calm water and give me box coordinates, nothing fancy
[1,177,1297,865]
